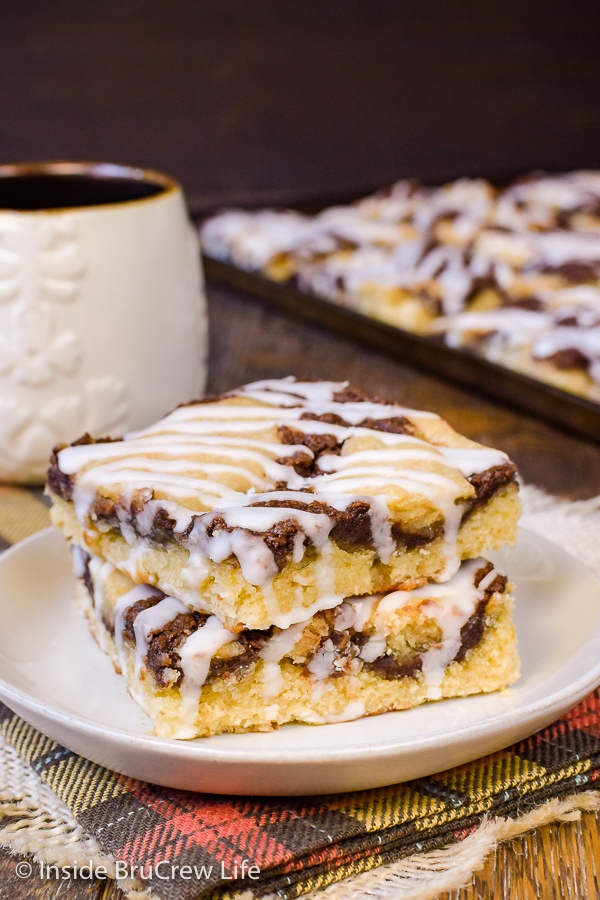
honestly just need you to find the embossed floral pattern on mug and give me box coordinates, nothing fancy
[0,378,128,479]
[0,216,130,479]
[0,162,207,483]
[0,218,85,385]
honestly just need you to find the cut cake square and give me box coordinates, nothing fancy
[76,548,519,739]
[47,378,520,631]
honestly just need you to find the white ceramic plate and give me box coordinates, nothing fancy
[0,527,599,796]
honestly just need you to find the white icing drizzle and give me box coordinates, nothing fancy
[282,556,502,703]
[58,378,511,609]
[87,554,117,652]
[348,595,380,632]
[366,495,396,565]
[72,545,113,652]
[300,699,367,725]
[310,541,342,613]
[113,584,164,653]
[175,617,234,738]
[200,173,600,400]
[71,544,88,579]
[201,172,600,277]
[260,620,310,698]
[436,305,600,387]
[84,554,236,736]
[84,551,504,732]
[535,325,600,354]
[364,557,495,698]
[111,582,166,708]
[199,209,312,270]
[133,597,190,662]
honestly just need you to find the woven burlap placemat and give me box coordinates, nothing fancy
[1,484,600,900]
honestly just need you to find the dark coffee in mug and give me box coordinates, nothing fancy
[0,172,165,210]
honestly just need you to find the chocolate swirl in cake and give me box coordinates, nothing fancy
[100,555,508,737]
[51,379,517,592]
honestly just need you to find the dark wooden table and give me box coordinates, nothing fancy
[2,280,600,899]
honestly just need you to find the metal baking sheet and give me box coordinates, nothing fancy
[201,255,600,444]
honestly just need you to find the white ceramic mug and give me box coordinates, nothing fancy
[0,161,208,483]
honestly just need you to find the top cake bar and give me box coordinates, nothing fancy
[47,378,520,630]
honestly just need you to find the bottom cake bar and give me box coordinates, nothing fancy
[75,549,519,739]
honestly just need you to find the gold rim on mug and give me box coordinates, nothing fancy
[0,161,180,213]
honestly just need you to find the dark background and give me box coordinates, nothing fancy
[1,0,599,213]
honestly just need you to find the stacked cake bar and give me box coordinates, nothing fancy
[47,378,521,739]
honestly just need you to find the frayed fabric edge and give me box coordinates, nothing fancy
[0,737,153,900]
[291,792,600,900]
[3,784,599,900]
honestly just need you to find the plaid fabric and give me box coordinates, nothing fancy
[1,484,600,900]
